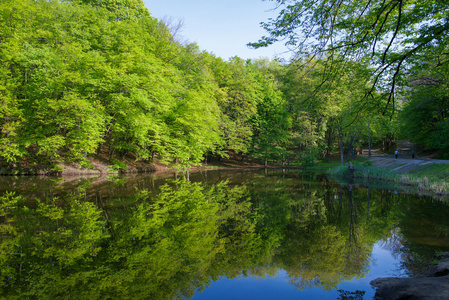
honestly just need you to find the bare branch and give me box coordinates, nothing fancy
[381,0,402,64]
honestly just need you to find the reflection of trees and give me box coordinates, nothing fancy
[282,223,348,290]
[337,289,366,300]
[1,179,284,299]
[0,191,107,297]
[384,195,449,276]
[2,170,446,298]
[344,185,371,279]
[280,192,363,291]
[277,178,399,291]
[379,229,403,260]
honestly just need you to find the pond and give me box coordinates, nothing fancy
[1,169,449,299]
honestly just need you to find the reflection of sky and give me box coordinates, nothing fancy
[190,240,406,300]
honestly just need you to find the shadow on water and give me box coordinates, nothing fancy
[1,169,449,299]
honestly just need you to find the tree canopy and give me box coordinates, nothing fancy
[0,0,447,170]
[250,0,449,108]
[0,0,293,169]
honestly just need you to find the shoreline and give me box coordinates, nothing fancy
[323,156,449,197]
[2,154,449,198]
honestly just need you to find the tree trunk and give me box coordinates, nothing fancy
[368,122,371,157]
[347,135,354,161]
[325,130,333,159]
[352,136,359,160]
[340,132,344,166]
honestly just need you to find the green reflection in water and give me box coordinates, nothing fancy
[1,170,449,299]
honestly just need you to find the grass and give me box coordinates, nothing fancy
[325,159,449,196]
[407,163,449,181]
[396,164,449,195]
[326,164,397,181]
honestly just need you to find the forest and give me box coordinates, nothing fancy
[1,0,448,172]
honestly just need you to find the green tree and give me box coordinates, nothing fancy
[71,0,150,20]
[0,0,227,168]
[250,0,449,109]
[160,44,223,167]
[0,45,22,163]
[248,59,291,166]
[210,57,260,155]
[277,57,381,165]
[399,68,449,156]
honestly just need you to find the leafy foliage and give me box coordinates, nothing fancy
[250,0,449,109]
[0,0,444,169]
[0,0,294,168]
[399,66,449,155]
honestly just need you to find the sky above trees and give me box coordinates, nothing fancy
[144,0,291,60]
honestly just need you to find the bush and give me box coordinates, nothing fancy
[109,161,128,173]
[300,150,318,167]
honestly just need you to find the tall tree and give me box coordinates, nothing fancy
[210,57,260,155]
[248,59,291,166]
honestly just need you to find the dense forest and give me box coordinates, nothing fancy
[1,0,448,172]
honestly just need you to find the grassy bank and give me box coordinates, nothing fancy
[323,158,449,196]
[400,164,449,195]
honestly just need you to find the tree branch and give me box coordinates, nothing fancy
[381,0,402,64]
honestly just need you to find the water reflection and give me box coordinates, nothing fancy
[1,170,449,299]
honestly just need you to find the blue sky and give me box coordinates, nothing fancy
[143,0,291,61]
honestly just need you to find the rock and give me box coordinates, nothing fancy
[424,253,449,278]
[370,276,449,299]
[370,253,449,300]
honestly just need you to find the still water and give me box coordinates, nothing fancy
[1,169,449,299]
